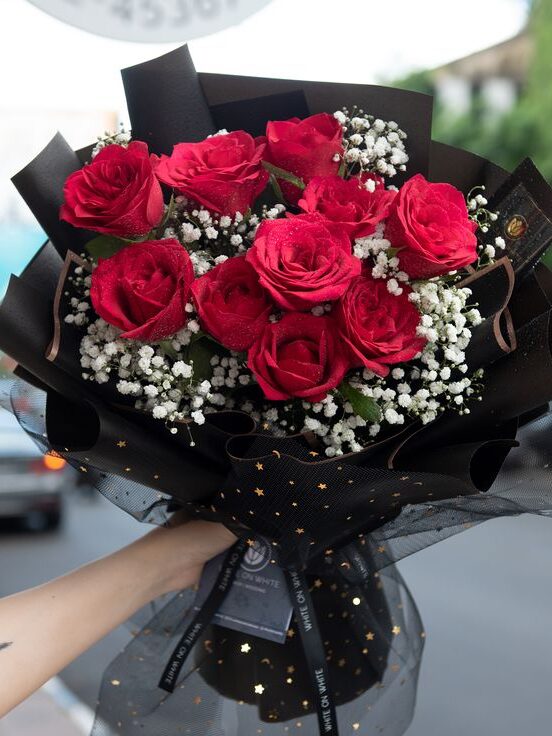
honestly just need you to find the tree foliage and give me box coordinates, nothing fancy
[394,0,552,180]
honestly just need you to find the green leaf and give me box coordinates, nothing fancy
[338,382,382,423]
[542,246,552,272]
[269,173,284,203]
[233,351,248,365]
[187,337,218,382]
[158,340,178,360]
[262,161,306,191]
[190,330,214,346]
[86,235,129,261]
[158,194,176,232]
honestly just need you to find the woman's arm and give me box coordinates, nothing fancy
[0,520,235,717]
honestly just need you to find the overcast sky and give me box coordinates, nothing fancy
[0,0,528,115]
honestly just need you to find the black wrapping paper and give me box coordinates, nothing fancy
[461,258,516,369]
[211,90,310,138]
[461,309,552,429]
[200,72,433,183]
[122,46,215,154]
[3,43,552,736]
[44,391,226,501]
[509,262,552,329]
[0,274,84,401]
[121,44,433,182]
[11,132,92,257]
[428,140,509,195]
[18,240,64,299]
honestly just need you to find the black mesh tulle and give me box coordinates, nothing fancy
[89,549,423,736]
[2,379,552,736]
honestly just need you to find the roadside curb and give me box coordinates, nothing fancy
[42,677,95,735]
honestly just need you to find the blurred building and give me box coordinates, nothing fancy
[431,29,532,116]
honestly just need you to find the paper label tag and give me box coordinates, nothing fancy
[195,536,293,644]
[492,182,552,281]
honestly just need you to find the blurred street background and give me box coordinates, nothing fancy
[1,0,552,733]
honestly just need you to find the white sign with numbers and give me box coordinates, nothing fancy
[27,0,272,42]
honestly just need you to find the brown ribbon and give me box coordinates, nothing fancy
[458,256,517,357]
[46,250,90,363]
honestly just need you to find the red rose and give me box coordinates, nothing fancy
[246,216,360,311]
[386,174,478,278]
[153,131,268,216]
[90,239,194,341]
[336,274,426,376]
[191,257,272,351]
[248,313,348,402]
[264,113,344,204]
[60,142,163,237]
[297,175,396,240]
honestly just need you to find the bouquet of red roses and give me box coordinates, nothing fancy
[2,46,552,736]
[57,99,491,458]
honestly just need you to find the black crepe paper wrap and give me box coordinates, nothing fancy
[2,45,552,736]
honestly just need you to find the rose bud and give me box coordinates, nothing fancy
[335,274,426,376]
[264,113,344,204]
[246,215,360,311]
[154,131,268,216]
[297,174,396,240]
[90,239,194,342]
[248,313,349,402]
[60,141,163,238]
[191,256,272,352]
[386,174,478,278]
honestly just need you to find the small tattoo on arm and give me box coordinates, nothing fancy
[0,642,12,651]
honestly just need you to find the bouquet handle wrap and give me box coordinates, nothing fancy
[159,539,248,692]
[162,541,347,736]
[283,567,339,735]
[85,527,423,736]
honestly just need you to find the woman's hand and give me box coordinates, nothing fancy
[139,520,237,597]
[0,520,236,717]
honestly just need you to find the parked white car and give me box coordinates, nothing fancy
[0,409,67,530]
